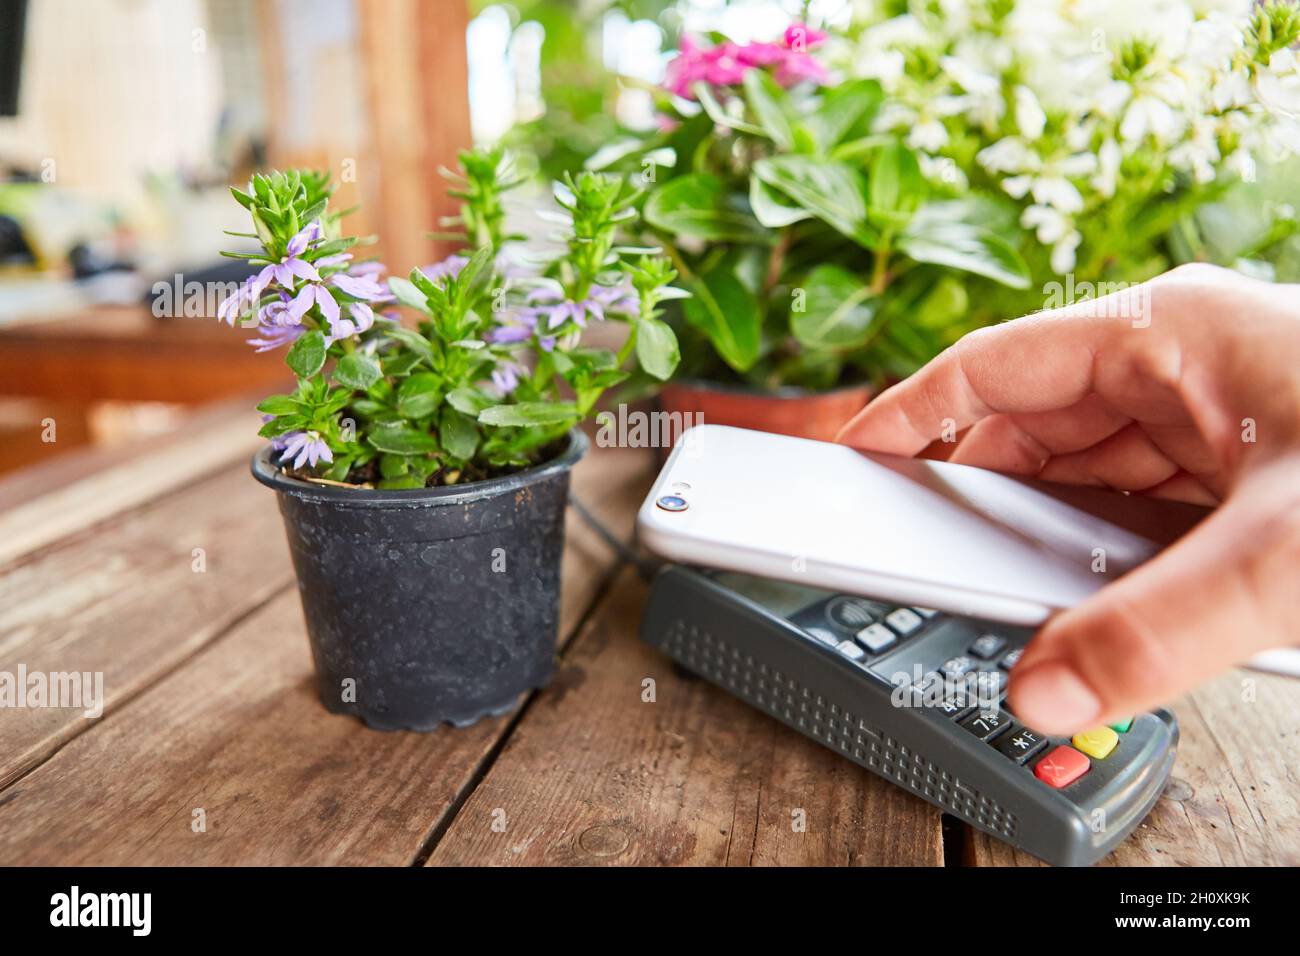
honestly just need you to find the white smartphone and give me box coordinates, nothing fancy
[636,424,1208,625]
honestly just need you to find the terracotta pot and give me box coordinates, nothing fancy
[657,379,874,445]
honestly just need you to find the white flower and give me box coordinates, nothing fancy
[1184,10,1245,69]
[1168,116,1222,183]
[976,137,1039,175]
[941,54,999,96]
[1211,68,1253,111]
[859,49,906,86]
[995,150,1094,213]
[1255,48,1300,119]
[1092,138,1122,198]
[1028,176,1086,214]
[1022,204,1082,273]
[907,118,949,152]
[919,153,969,189]
[1014,85,1047,141]
[1120,93,1185,143]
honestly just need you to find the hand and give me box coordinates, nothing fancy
[837,264,1300,734]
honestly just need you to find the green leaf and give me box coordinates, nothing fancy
[753,156,878,248]
[478,401,580,427]
[259,416,304,439]
[749,176,812,228]
[682,263,762,373]
[868,141,925,228]
[807,79,883,153]
[644,173,767,244]
[333,351,382,390]
[455,246,494,298]
[635,317,680,381]
[742,70,793,150]
[382,350,425,376]
[286,330,327,378]
[379,453,410,479]
[791,264,878,350]
[378,475,426,489]
[439,407,479,460]
[325,456,354,482]
[366,424,440,454]
[693,82,766,137]
[446,386,495,416]
[396,372,443,419]
[384,326,435,361]
[899,210,1031,289]
[388,276,432,314]
[914,275,970,329]
[256,394,300,415]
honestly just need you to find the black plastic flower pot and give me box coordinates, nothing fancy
[251,430,588,731]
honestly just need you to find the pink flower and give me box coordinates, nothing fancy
[663,26,829,100]
[782,24,827,52]
[736,42,787,67]
[775,51,829,86]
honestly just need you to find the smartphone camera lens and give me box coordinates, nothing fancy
[656,494,689,512]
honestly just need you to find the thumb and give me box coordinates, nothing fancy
[1007,463,1300,735]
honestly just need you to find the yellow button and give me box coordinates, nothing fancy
[1072,726,1119,759]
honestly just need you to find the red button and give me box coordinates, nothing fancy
[1033,745,1090,788]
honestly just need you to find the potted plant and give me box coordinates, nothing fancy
[218,151,682,730]
[585,4,1300,440]
[836,0,1300,323]
[587,22,1032,441]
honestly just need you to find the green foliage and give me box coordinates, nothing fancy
[231,149,684,487]
[595,51,1029,389]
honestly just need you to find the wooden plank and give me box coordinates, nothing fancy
[0,395,266,513]
[0,407,265,568]
[964,669,1300,866]
[0,466,293,791]
[425,567,946,866]
[0,308,291,404]
[0,445,654,864]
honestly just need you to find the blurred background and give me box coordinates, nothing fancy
[0,0,806,475]
[1,0,1296,478]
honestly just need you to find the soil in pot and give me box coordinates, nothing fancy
[657,379,874,444]
[251,430,588,731]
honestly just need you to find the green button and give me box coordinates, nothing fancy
[1108,717,1134,733]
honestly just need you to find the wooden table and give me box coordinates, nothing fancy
[0,306,292,474]
[1,408,1297,866]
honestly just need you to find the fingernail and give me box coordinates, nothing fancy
[1011,662,1101,733]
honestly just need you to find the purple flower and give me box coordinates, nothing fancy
[314,252,353,269]
[588,281,639,317]
[423,254,469,281]
[524,281,636,331]
[262,415,293,452]
[217,276,260,326]
[279,430,333,471]
[217,222,324,325]
[486,309,538,344]
[248,319,306,352]
[329,271,388,301]
[491,360,526,394]
[541,299,587,330]
[324,302,378,342]
[289,282,339,326]
[257,290,296,325]
[257,222,321,292]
